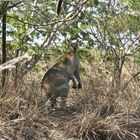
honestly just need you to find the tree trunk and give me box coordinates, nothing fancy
[2,9,7,88]
[15,49,19,87]
[112,57,124,93]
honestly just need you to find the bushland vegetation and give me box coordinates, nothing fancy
[0,0,140,139]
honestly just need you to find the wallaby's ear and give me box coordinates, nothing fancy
[67,38,73,50]
[67,38,72,45]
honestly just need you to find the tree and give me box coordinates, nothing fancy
[0,0,89,90]
[64,0,140,92]
[1,0,140,94]
[1,1,9,88]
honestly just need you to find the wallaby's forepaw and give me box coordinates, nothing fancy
[78,83,82,88]
[72,84,77,89]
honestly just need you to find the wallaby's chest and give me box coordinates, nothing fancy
[66,54,79,73]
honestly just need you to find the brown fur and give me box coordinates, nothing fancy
[41,40,82,108]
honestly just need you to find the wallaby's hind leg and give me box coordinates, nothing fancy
[69,74,77,89]
[50,96,57,108]
[74,68,82,88]
[61,96,67,108]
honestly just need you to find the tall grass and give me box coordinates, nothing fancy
[0,61,140,140]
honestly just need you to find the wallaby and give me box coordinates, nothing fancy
[41,39,82,108]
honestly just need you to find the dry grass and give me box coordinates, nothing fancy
[0,61,140,140]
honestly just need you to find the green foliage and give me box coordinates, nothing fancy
[135,51,140,65]
[78,48,94,60]
[126,0,140,10]
[79,64,86,74]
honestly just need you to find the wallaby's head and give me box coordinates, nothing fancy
[67,39,79,52]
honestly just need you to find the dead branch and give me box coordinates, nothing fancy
[0,53,32,71]
[122,72,140,91]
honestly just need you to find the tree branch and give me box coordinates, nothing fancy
[0,53,32,71]
[7,1,22,10]
[122,72,140,91]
